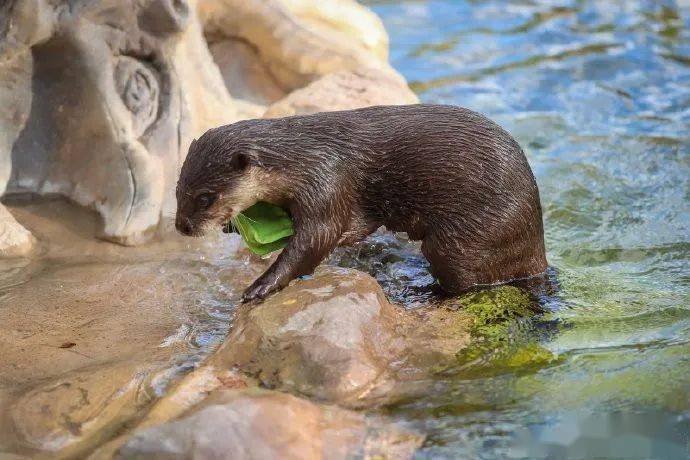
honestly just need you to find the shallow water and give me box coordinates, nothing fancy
[361,0,689,457]
[0,197,262,454]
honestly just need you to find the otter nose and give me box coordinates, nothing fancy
[176,216,194,235]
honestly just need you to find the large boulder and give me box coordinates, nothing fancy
[0,0,416,251]
[1,0,245,246]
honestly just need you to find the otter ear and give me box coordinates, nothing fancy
[231,151,255,170]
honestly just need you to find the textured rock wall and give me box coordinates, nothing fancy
[0,0,417,251]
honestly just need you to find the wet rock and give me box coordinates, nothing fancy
[214,267,406,407]
[116,388,422,460]
[0,256,198,455]
[264,68,418,118]
[0,199,248,457]
[10,363,150,454]
[450,286,555,368]
[210,266,472,408]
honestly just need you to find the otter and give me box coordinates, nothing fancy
[175,104,548,302]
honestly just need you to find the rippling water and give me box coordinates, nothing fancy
[363,0,690,457]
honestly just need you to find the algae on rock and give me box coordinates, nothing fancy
[452,285,558,369]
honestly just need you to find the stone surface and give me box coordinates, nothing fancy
[2,0,235,247]
[264,68,419,118]
[199,0,396,92]
[0,0,415,251]
[86,265,473,458]
[116,388,422,460]
[0,198,252,457]
[276,0,390,61]
[210,266,472,408]
[0,204,34,257]
[209,39,286,106]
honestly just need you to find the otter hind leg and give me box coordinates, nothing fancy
[421,233,481,294]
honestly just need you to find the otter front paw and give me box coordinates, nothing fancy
[241,279,279,303]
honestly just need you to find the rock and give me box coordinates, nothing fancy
[264,68,419,118]
[116,388,422,460]
[212,267,405,407]
[208,38,286,106]
[199,0,395,92]
[0,49,32,194]
[0,204,34,257]
[10,363,151,455]
[209,266,472,408]
[1,0,415,247]
[0,39,34,256]
[3,0,240,246]
[275,0,390,61]
[0,199,252,457]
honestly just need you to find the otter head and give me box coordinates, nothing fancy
[175,128,272,236]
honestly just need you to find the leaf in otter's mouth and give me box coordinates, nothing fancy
[228,202,294,256]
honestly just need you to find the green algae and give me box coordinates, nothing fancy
[462,285,534,334]
[452,286,557,369]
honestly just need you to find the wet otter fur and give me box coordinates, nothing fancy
[175,104,548,302]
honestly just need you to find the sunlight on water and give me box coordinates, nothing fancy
[364,0,689,456]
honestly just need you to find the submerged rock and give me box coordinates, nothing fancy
[446,285,557,370]
[116,388,422,460]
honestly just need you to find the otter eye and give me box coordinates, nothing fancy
[196,193,216,210]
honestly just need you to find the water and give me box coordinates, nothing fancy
[362,0,690,457]
[0,198,259,454]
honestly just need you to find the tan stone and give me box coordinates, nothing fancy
[115,388,422,460]
[264,68,419,118]
[211,266,471,408]
[208,39,286,106]
[199,0,396,91]
[0,205,34,257]
[211,267,403,407]
[0,0,416,249]
[0,199,252,457]
[276,0,390,61]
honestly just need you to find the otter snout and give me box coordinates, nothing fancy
[175,215,195,236]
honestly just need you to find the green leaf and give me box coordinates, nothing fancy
[231,202,294,256]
